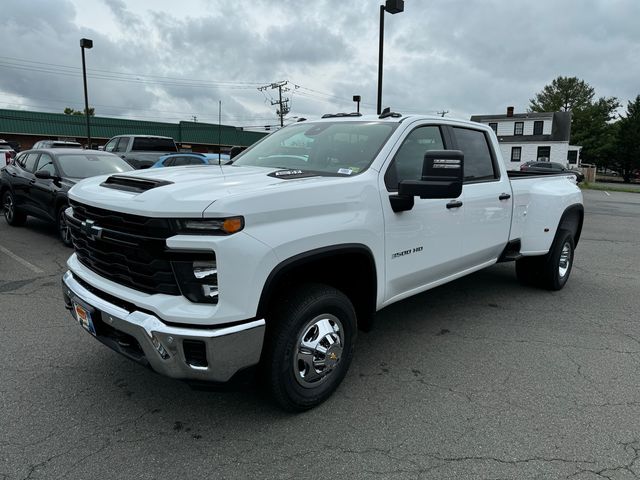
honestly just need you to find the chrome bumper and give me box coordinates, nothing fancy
[62,271,265,382]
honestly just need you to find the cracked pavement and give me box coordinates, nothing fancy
[1,189,639,479]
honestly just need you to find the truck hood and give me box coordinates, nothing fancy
[67,164,345,217]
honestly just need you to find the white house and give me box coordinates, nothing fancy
[470,107,581,170]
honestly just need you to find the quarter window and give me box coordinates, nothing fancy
[452,127,497,181]
[511,147,522,162]
[514,122,524,136]
[384,125,445,190]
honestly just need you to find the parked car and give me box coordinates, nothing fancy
[103,135,178,169]
[151,152,231,168]
[0,140,16,166]
[32,140,83,149]
[520,161,585,182]
[1,149,133,245]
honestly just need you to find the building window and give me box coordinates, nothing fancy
[533,120,544,135]
[514,122,524,135]
[511,146,522,162]
[488,122,498,134]
[537,146,551,161]
[567,150,578,164]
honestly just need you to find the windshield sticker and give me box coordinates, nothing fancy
[337,168,353,175]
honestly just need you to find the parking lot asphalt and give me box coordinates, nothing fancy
[1,189,639,480]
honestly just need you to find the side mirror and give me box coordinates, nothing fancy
[389,150,463,212]
[35,170,57,180]
[399,150,464,199]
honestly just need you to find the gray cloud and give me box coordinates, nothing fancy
[0,0,638,127]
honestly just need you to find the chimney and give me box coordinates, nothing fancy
[506,106,514,117]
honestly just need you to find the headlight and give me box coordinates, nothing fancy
[176,217,244,235]
[171,256,219,304]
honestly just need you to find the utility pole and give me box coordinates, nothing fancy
[436,110,449,117]
[258,81,290,128]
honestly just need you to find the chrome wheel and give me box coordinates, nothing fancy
[294,314,344,388]
[3,193,13,222]
[558,241,572,278]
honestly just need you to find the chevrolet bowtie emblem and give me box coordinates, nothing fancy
[329,352,338,361]
[81,219,103,240]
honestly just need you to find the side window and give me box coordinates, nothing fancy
[23,153,40,172]
[104,139,118,152]
[114,137,130,152]
[385,125,445,190]
[452,127,497,181]
[35,154,57,175]
[162,157,175,167]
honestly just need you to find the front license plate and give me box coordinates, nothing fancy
[74,302,96,336]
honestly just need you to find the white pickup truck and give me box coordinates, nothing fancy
[61,113,583,411]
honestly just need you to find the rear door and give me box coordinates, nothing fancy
[13,152,40,211]
[380,122,465,304]
[451,127,512,267]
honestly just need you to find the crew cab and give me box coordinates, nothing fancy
[61,113,583,411]
[103,135,178,169]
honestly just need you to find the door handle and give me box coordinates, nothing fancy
[499,193,511,200]
[29,179,36,185]
[446,200,463,209]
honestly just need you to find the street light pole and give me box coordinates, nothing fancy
[80,38,93,149]
[376,0,404,115]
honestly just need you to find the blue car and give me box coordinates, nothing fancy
[151,152,231,168]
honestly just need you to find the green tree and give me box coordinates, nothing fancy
[529,76,595,112]
[615,95,640,182]
[571,97,620,167]
[529,77,619,168]
[63,107,95,116]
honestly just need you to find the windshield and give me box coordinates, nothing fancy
[56,153,133,178]
[232,121,397,175]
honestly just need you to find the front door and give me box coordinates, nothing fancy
[380,123,465,305]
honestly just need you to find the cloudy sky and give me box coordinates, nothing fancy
[1,0,639,129]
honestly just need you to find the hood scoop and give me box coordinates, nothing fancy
[100,175,173,193]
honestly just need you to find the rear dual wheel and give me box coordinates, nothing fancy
[516,229,574,290]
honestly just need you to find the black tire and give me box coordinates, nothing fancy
[540,229,574,290]
[264,283,357,412]
[516,229,574,291]
[57,205,73,247]
[2,190,27,226]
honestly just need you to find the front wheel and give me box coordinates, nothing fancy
[265,283,357,412]
[57,205,73,247]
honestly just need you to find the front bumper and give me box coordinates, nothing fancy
[62,271,265,382]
